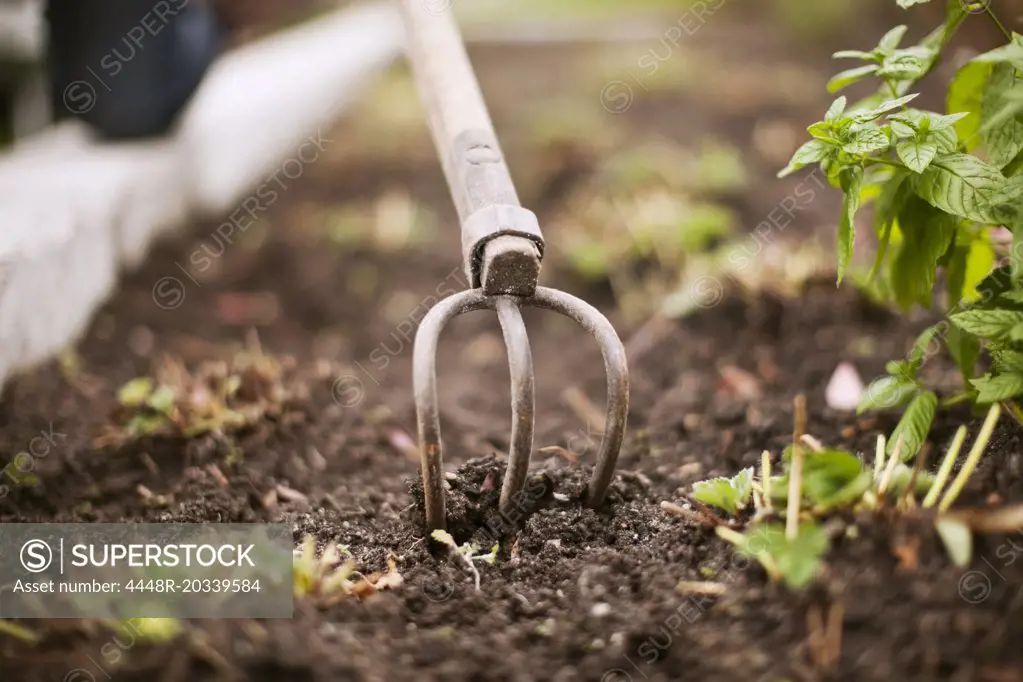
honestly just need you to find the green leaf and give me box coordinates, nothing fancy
[888,390,937,460]
[833,49,876,61]
[981,64,1023,169]
[799,449,868,508]
[842,126,891,154]
[915,153,1005,222]
[777,139,833,178]
[896,0,933,7]
[946,321,981,380]
[947,61,994,150]
[897,138,939,172]
[891,197,958,309]
[970,372,1023,402]
[825,96,848,122]
[118,377,153,407]
[879,25,908,53]
[828,64,880,93]
[147,386,176,415]
[837,166,864,283]
[869,171,912,279]
[851,94,919,123]
[739,523,830,590]
[879,50,931,82]
[909,324,942,374]
[691,467,754,515]
[950,308,1023,339]
[971,33,1023,71]
[430,529,458,548]
[858,375,918,413]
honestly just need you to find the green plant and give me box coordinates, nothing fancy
[677,398,1002,589]
[781,1,1023,447]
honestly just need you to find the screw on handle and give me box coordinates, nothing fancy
[398,0,543,295]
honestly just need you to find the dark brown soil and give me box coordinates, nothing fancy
[3,4,1022,682]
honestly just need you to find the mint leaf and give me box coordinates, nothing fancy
[946,321,980,380]
[896,0,933,7]
[915,153,1004,222]
[741,523,829,590]
[891,197,957,308]
[837,166,864,283]
[778,139,833,178]
[947,61,994,150]
[897,138,939,172]
[950,309,1023,339]
[828,64,880,93]
[833,49,876,61]
[843,126,891,154]
[980,64,1023,169]
[825,96,848,123]
[888,390,937,460]
[970,373,1023,403]
[879,25,908,53]
[691,467,755,515]
[851,94,919,123]
[858,374,917,412]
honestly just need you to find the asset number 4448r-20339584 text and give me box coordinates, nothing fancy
[124,578,261,593]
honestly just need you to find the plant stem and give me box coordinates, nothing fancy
[0,620,37,643]
[878,435,904,496]
[873,434,886,479]
[983,5,1013,43]
[939,403,1001,512]
[922,425,967,508]
[940,393,972,408]
[761,450,772,510]
[787,395,808,541]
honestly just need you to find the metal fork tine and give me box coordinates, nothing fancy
[494,296,536,516]
[413,289,489,532]
[524,287,629,507]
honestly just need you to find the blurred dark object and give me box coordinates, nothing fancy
[46,0,221,139]
[210,0,339,43]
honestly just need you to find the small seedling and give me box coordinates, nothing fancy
[293,535,402,604]
[430,529,498,592]
[690,467,755,516]
[716,522,830,590]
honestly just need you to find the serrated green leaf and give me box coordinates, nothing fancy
[892,197,958,308]
[971,33,1023,70]
[858,374,918,412]
[800,449,867,508]
[888,390,937,460]
[430,529,457,548]
[970,372,1023,402]
[778,139,833,178]
[981,64,1023,169]
[825,96,848,122]
[915,153,1005,222]
[909,324,942,374]
[947,61,994,150]
[837,166,864,283]
[879,25,908,53]
[843,126,891,154]
[946,321,981,380]
[879,50,931,82]
[851,94,920,123]
[738,523,829,590]
[897,138,939,172]
[828,64,880,93]
[691,467,754,515]
[950,308,1023,339]
[869,171,912,280]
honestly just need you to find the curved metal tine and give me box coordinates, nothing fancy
[413,289,489,531]
[525,287,629,507]
[493,297,536,516]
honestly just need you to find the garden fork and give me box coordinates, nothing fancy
[400,0,630,532]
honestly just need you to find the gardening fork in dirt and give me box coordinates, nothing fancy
[399,0,630,532]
